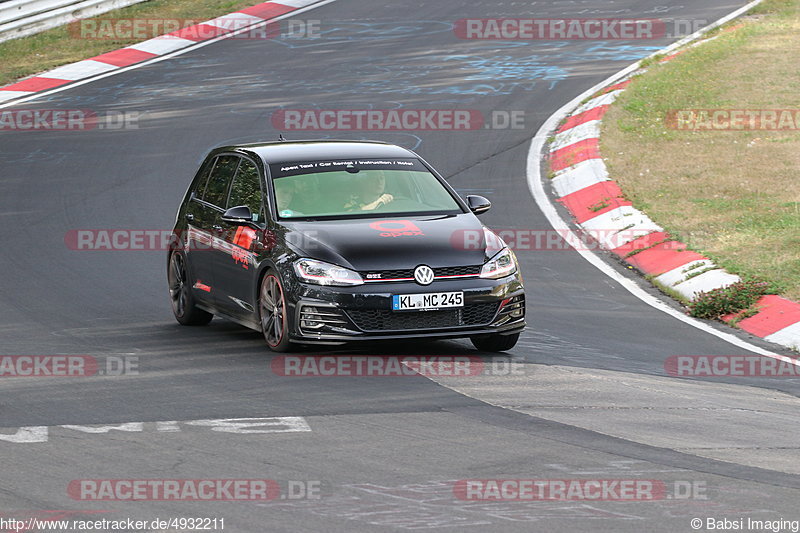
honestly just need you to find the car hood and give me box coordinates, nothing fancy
[279,213,492,271]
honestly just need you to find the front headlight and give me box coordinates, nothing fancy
[480,248,517,279]
[293,258,364,286]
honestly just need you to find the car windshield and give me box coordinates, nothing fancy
[269,158,463,219]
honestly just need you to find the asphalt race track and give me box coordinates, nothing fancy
[2,1,800,531]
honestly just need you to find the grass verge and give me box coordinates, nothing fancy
[601,0,800,303]
[0,0,266,87]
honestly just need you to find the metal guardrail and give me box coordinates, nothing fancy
[0,0,149,43]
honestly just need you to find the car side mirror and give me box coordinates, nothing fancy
[221,205,254,225]
[466,195,491,215]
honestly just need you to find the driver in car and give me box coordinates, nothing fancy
[275,178,302,217]
[344,170,394,211]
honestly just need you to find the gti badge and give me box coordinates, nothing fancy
[414,265,434,286]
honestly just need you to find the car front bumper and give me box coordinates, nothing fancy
[285,274,525,344]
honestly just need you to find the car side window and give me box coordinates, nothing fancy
[193,157,216,199]
[203,155,240,208]
[227,158,264,222]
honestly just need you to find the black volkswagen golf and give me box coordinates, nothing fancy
[168,140,525,352]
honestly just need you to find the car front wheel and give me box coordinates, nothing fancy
[260,272,295,352]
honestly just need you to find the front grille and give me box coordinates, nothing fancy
[346,302,499,332]
[364,268,413,280]
[435,266,481,277]
[361,265,482,282]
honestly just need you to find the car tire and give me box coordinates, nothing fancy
[470,332,520,352]
[168,251,213,326]
[259,271,295,352]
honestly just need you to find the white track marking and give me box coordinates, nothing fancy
[670,270,741,301]
[203,13,263,29]
[551,159,610,197]
[0,426,48,443]
[551,120,601,151]
[127,35,197,55]
[0,90,32,103]
[41,60,120,80]
[571,90,624,115]
[277,0,322,7]
[0,417,312,444]
[185,417,311,433]
[579,206,662,247]
[766,324,800,351]
[60,422,144,433]
[654,260,716,287]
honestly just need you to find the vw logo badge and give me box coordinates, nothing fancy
[414,265,435,286]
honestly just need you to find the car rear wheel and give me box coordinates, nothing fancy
[168,251,213,326]
[260,272,295,352]
[470,332,519,352]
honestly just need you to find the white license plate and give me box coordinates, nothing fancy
[392,292,464,311]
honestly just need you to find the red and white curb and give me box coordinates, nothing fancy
[0,0,322,104]
[542,18,800,352]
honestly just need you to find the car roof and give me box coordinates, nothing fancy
[216,140,418,165]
